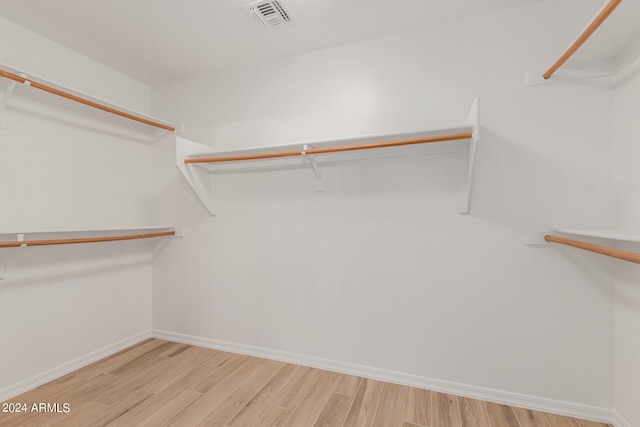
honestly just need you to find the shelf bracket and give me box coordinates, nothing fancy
[524,230,552,246]
[524,72,551,87]
[175,136,217,216]
[461,97,479,215]
[0,74,20,129]
[176,99,480,216]
[303,145,325,192]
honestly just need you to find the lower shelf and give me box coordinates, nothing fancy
[0,226,183,248]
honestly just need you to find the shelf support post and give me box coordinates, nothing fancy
[0,74,21,129]
[303,145,325,192]
[461,97,479,215]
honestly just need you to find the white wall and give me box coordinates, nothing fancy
[151,0,615,417]
[0,17,154,398]
[613,56,640,427]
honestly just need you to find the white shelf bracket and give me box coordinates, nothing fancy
[461,97,479,215]
[176,136,217,216]
[173,226,187,237]
[0,75,20,129]
[524,71,551,87]
[303,145,325,192]
[17,233,26,248]
[524,230,552,246]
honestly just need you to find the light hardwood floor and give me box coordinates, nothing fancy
[0,339,612,427]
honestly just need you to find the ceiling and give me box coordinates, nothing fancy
[0,0,637,85]
[0,0,542,85]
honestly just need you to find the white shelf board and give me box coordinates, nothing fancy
[0,63,174,140]
[0,226,182,237]
[177,98,479,216]
[187,125,472,173]
[553,228,640,243]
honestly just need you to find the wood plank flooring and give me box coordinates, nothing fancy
[0,339,612,427]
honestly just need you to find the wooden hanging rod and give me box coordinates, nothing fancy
[0,231,175,248]
[0,69,175,132]
[543,0,623,79]
[185,132,473,164]
[544,234,640,264]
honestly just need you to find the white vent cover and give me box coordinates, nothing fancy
[244,0,291,28]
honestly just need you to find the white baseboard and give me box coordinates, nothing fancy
[612,410,633,427]
[0,330,152,402]
[153,329,613,424]
[1,328,616,425]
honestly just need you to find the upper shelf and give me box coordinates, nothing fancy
[185,126,473,173]
[0,63,175,139]
[176,98,479,216]
[526,0,631,85]
[543,0,622,79]
[561,0,640,72]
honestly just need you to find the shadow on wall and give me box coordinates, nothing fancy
[614,58,640,88]
[614,244,640,311]
[5,102,152,145]
[469,128,614,229]
[0,241,154,289]
[464,125,616,296]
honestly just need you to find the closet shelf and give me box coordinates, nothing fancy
[526,0,623,85]
[552,228,640,243]
[535,228,640,265]
[184,132,472,166]
[543,0,622,79]
[544,233,640,265]
[176,98,479,216]
[0,63,175,139]
[0,226,183,249]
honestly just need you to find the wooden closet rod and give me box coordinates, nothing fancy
[543,0,622,79]
[0,231,175,248]
[0,69,175,132]
[544,234,640,264]
[185,132,473,164]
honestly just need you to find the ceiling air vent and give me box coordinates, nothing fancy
[244,0,292,28]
